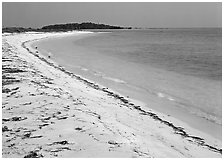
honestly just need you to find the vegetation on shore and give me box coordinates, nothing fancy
[2,22,131,33]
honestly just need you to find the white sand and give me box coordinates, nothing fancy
[2,32,222,158]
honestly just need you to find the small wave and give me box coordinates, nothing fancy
[157,92,175,101]
[80,67,88,71]
[167,97,175,101]
[91,70,126,83]
[189,109,221,125]
[103,76,126,84]
[79,68,126,84]
[157,91,221,125]
[93,71,104,77]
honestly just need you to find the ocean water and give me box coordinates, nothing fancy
[33,28,222,140]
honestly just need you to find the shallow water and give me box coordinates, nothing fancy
[33,28,222,140]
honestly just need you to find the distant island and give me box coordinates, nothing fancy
[42,22,131,30]
[2,22,132,33]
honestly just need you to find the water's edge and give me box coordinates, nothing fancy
[21,33,221,154]
[33,31,221,140]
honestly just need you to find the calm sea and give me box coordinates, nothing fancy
[34,28,222,139]
[78,28,222,81]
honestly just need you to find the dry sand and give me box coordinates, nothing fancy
[2,32,222,158]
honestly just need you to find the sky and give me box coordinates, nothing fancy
[2,2,222,28]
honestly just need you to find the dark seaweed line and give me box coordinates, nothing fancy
[21,35,222,155]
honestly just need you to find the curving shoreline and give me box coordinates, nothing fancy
[33,29,222,140]
[2,32,222,157]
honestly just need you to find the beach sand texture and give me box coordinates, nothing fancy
[2,32,222,158]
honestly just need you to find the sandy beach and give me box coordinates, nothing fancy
[2,31,222,158]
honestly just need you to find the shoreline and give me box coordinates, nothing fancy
[33,30,221,140]
[2,32,222,157]
[25,32,222,149]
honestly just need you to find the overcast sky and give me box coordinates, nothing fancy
[2,2,222,28]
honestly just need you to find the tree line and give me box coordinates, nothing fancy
[2,22,131,33]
